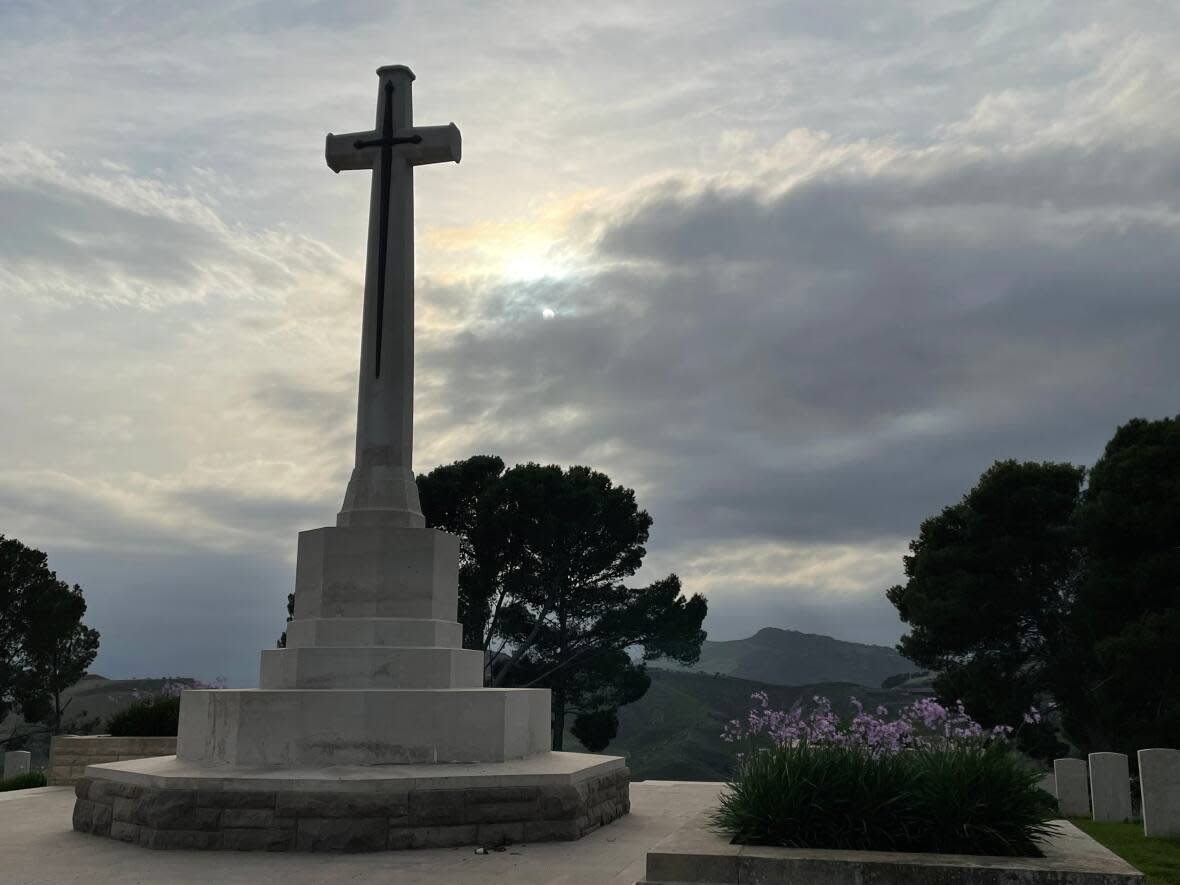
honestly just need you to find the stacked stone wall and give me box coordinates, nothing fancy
[49,736,178,786]
[73,767,630,851]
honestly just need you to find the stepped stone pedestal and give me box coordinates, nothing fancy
[73,521,629,850]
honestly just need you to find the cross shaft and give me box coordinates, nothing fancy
[325,65,461,529]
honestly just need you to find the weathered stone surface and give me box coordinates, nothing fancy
[466,800,539,823]
[221,827,295,851]
[386,827,415,850]
[1139,748,1180,837]
[408,788,466,825]
[523,819,581,841]
[292,527,458,621]
[111,797,138,822]
[1055,757,1090,817]
[541,786,582,820]
[73,758,629,852]
[88,778,140,803]
[109,821,140,843]
[465,785,540,804]
[221,808,278,829]
[1089,753,1132,823]
[259,644,484,690]
[477,822,524,846]
[74,802,97,832]
[137,791,221,830]
[195,789,276,809]
[275,791,406,819]
[139,829,220,850]
[283,616,463,651]
[176,686,551,767]
[409,824,478,849]
[296,817,387,852]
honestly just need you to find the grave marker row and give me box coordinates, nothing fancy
[1052,747,1180,837]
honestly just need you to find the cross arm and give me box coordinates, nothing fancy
[403,123,462,166]
[325,123,462,173]
[326,130,377,173]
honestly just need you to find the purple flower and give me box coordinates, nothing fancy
[723,692,1019,755]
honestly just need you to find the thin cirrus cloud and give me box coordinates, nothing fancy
[0,2,1178,683]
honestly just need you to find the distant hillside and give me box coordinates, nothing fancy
[654,627,912,688]
[602,669,914,781]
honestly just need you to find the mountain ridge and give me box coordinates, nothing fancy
[654,626,912,688]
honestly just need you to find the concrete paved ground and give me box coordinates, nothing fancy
[0,780,724,885]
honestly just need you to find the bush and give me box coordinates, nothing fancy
[106,695,181,736]
[0,771,47,792]
[713,741,1055,856]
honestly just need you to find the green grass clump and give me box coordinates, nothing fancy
[1071,819,1180,885]
[106,695,181,736]
[713,741,1055,856]
[0,771,48,791]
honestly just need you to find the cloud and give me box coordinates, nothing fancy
[2,1,1179,681]
[414,87,1180,636]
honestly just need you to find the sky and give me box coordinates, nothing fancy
[1,1,1178,686]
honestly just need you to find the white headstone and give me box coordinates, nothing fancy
[1139,748,1180,837]
[1037,771,1057,798]
[1054,757,1090,817]
[3,750,31,779]
[1089,752,1132,822]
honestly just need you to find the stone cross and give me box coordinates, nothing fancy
[326,65,460,529]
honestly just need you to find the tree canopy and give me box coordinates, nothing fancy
[886,460,1082,757]
[888,416,1180,758]
[419,458,707,750]
[0,536,100,738]
[1065,417,1180,753]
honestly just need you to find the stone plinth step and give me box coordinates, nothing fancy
[72,752,630,852]
[294,526,458,621]
[283,617,463,649]
[259,646,484,689]
[177,687,551,767]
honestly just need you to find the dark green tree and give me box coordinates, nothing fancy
[0,536,100,736]
[886,460,1084,758]
[417,454,507,649]
[1066,417,1180,754]
[418,459,707,751]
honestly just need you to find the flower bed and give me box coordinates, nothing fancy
[715,693,1054,857]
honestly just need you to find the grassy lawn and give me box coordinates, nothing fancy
[1071,818,1180,885]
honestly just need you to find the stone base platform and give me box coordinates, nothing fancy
[72,752,630,852]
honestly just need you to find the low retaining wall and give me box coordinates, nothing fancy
[640,812,1144,884]
[49,736,177,786]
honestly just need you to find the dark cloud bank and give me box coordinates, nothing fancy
[420,139,1180,556]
